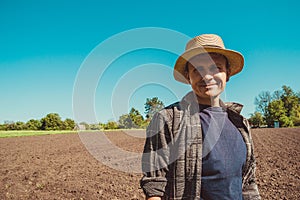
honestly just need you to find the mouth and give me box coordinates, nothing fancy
[198,82,218,88]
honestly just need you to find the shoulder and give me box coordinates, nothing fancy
[224,102,244,114]
[154,101,181,121]
[225,102,250,131]
[164,101,181,110]
[149,101,183,129]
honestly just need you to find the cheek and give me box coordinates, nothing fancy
[215,73,227,86]
[221,77,227,89]
[221,79,227,89]
[190,71,202,81]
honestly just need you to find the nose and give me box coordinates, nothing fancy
[202,72,213,81]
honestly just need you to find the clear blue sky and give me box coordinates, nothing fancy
[1,0,299,123]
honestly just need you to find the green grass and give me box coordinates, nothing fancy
[0,130,77,138]
[102,128,145,132]
[0,129,147,138]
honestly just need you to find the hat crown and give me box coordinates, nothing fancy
[186,34,225,50]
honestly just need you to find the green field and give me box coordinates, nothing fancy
[0,130,77,138]
[0,129,146,138]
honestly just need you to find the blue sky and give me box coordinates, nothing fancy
[0,0,299,123]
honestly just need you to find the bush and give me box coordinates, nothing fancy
[103,121,119,130]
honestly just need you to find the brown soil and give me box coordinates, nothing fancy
[0,128,299,199]
[252,128,300,199]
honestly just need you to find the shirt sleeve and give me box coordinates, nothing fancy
[242,160,261,199]
[242,122,261,200]
[140,112,171,198]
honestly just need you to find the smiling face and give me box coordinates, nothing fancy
[186,53,230,106]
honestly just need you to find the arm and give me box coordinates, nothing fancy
[242,122,261,200]
[242,162,261,200]
[140,112,170,199]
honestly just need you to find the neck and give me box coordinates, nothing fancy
[196,95,220,107]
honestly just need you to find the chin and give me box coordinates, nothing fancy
[204,88,219,95]
[203,92,223,100]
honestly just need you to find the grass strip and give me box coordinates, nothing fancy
[0,130,77,138]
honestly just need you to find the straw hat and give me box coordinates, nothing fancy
[173,34,244,84]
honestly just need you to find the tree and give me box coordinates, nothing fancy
[280,85,299,118]
[118,114,133,129]
[118,107,145,129]
[25,119,42,130]
[129,107,144,128]
[4,121,26,130]
[248,112,264,128]
[103,121,119,130]
[0,124,7,130]
[15,121,26,130]
[145,97,164,120]
[254,91,271,118]
[89,123,101,130]
[62,118,75,130]
[266,100,287,127]
[272,89,282,101]
[255,85,300,127]
[40,113,63,130]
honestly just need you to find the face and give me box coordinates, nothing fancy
[186,53,229,105]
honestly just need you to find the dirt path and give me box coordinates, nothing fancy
[0,128,299,199]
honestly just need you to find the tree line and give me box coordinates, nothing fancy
[0,97,165,131]
[99,97,164,130]
[0,113,76,131]
[248,85,300,128]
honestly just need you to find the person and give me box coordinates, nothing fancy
[140,34,261,200]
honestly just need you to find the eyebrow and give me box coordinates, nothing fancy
[189,63,223,68]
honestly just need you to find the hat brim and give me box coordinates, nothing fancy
[173,47,244,84]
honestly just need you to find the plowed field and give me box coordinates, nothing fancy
[0,128,299,199]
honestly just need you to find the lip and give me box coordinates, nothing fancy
[199,83,218,87]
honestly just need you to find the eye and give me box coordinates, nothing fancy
[212,64,225,72]
[194,66,204,72]
[210,65,219,71]
[189,66,200,74]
